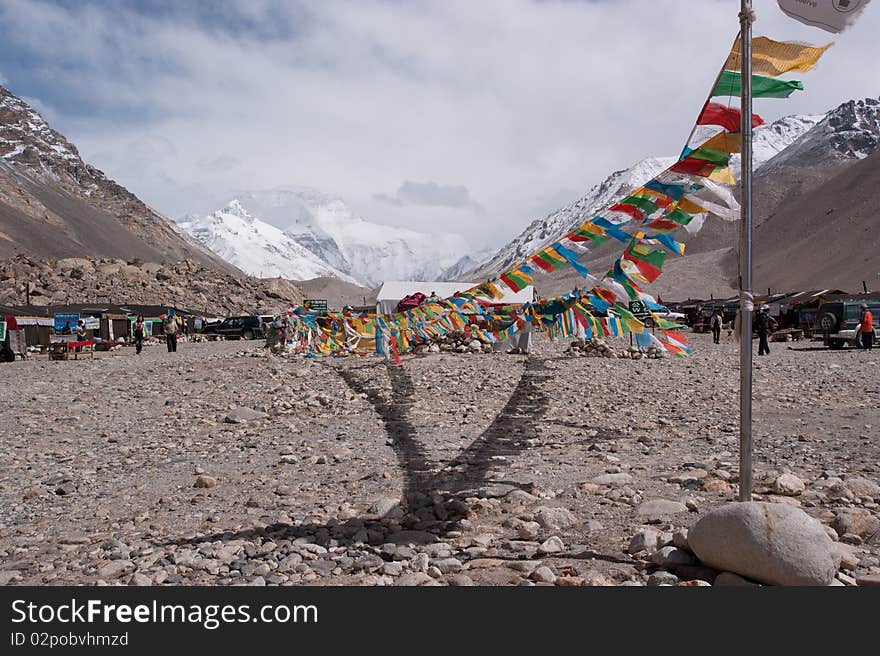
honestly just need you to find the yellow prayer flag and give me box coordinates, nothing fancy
[708,166,737,185]
[725,37,832,77]
[700,131,742,154]
[676,198,708,215]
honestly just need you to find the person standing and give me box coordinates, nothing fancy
[163,311,180,353]
[860,304,874,350]
[755,306,771,356]
[710,310,722,345]
[133,315,145,355]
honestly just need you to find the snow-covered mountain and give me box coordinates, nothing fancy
[182,188,470,287]
[470,112,826,278]
[179,201,358,283]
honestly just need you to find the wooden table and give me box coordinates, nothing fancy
[49,339,95,360]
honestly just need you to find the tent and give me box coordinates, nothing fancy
[375,281,535,315]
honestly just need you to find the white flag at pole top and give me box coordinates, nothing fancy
[777,0,873,33]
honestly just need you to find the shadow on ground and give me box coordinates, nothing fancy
[165,356,553,550]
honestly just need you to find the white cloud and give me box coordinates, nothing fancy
[1,0,878,250]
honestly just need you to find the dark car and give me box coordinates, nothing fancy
[815,300,880,349]
[202,316,266,340]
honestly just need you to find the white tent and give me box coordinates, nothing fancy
[375,281,535,315]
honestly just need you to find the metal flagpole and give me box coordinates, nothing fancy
[738,0,755,502]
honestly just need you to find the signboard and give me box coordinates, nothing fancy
[628,300,649,319]
[304,299,329,314]
[0,320,6,342]
[54,313,80,334]
[777,0,872,33]
[82,316,100,330]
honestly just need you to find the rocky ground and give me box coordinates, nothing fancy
[0,332,878,586]
[0,255,303,315]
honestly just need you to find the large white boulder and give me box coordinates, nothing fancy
[688,502,840,586]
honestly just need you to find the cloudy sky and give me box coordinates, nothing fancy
[0,0,877,250]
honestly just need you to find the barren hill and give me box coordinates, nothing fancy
[0,85,235,271]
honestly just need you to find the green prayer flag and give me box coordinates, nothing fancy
[713,70,804,99]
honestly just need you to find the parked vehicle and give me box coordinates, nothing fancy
[814,300,880,349]
[202,316,266,340]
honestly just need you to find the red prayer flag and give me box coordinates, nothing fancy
[697,102,764,132]
[607,203,644,220]
[669,157,719,177]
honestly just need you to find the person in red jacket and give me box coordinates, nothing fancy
[859,304,874,350]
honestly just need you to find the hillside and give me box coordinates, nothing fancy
[0,85,235,271]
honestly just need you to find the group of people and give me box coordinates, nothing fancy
[131,311,184,355]
[710,303,874,355]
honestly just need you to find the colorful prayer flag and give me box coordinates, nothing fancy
[712,70,805,99]
[697,102,764,132]
[725,36,832,77]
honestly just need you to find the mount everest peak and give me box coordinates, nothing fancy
[181,188,470,288]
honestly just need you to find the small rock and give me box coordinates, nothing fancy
[531,566,557,583]
[650,546,695,568]
[842,476,880,499]
[225,407,269,423]
[591,473,634,486]
[395,572,434,586]
[627,529,660,555]
[534,506,577,531]
[647,571,679,586]
[448,574,474,586]
[193,475,217,489]
[637,499,689,523]
[97,560,134,579]
[537,536,565,555]
[128,572,153,586]
[518,521,541,540]
[772,473,805,496]
[432,558,463,574]
[830,508,880,539]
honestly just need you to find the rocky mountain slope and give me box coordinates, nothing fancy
[468,113,822,282]
[0,86,234,271]
[474,98,880,300]
[0,255,302,316]
[183,189,471,288]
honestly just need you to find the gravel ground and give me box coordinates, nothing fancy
[1,333,878,586]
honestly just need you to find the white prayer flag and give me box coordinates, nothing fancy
[777,0,873,33]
